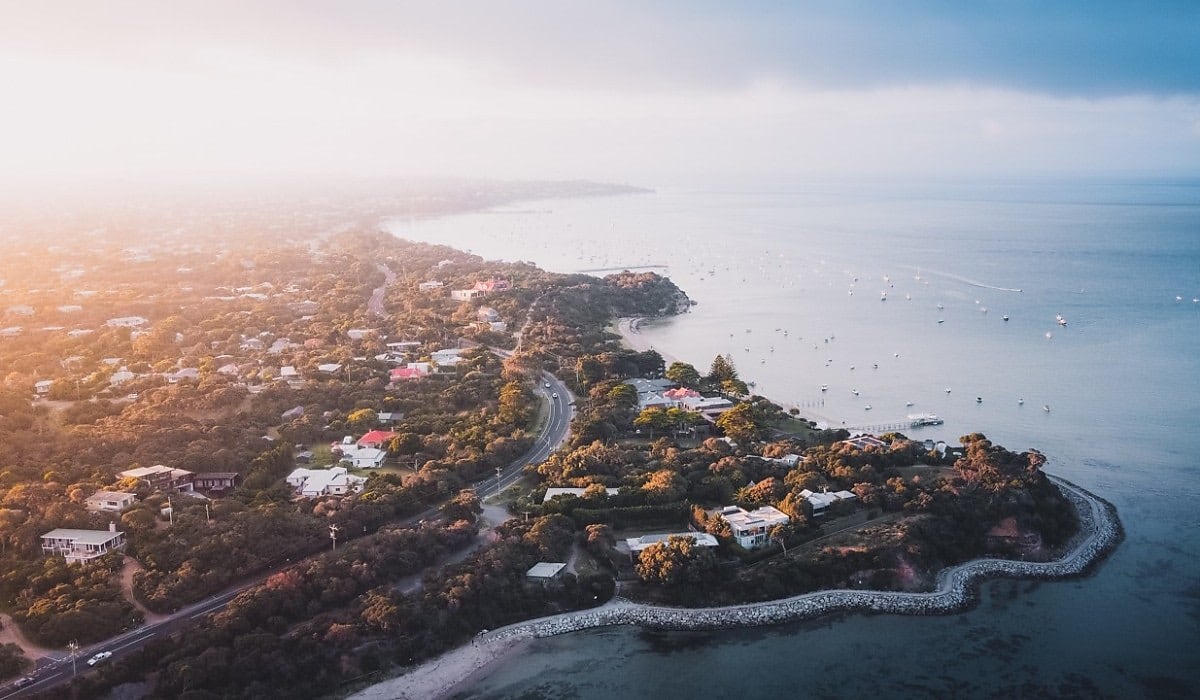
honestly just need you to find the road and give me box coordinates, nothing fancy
[0,370,573,698]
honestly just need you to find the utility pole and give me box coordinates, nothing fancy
[68,640,78,677]
[329,524,340,551]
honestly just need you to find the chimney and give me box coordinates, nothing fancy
[109,521,117,533]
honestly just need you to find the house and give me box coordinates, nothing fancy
[450,289,484,301]
[346,329,377,340]
[119,465,195,492]
[430,348,465,368]
[165,368,199,383]
[841,434,888,450]
[377,411,404,425]
[418,281,444,291]
[281,405,305,420]
[105,316,149,328]
[293,300,320,314]
[637,392,675,410]
[41,525,126,564]
[390,363,431,381]
[356,430,395,450]
[109,368,137,385]
[34,379,54,395]
[476,306,501,323]
[216,362,241,376]
[193,472,240,493]
[316,363,343,373]
[625,532,719,555]
[718,505,790,549]
[279,366,299,379]
[286,467,366,497]
[472,279,511,293]
[340,447,387,469]
[542,487,620,503]
[85,491,137,513]
[525,562,567,586]
[799,489,858,517]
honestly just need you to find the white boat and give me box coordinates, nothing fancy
[1018,398,1024,405]
[1043,405,1051,412]
[937,319,945,324]
[851,389,859,396]
[908,413,943,426]
[820,384,828,392]
[864,405,872,410]
[945,387,952,393]
[905,401,914,407]
[1056,313,1067,326]
[1002,315,1009,321]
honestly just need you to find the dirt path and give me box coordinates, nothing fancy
[0,612,59,661]
[119,556,168,624]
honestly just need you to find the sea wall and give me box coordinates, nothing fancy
[482,475,1122,642]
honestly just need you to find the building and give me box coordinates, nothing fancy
[799,489,858,517]
[418,281,444,291]
[450,288,484,301]
[340,447,387,469]
[34,379,54,395]
[624,532,719,555]
[193,472,240,493]
[356,430,395,450]
[718,505,790,549]
[286,467,366,497]
[84,491,136,513]
[41,525,126,564]
[119,465,195,492]
[841,434,888,450]
[430,348,465,368]
[525,562,567,586]
[390,363,431,381]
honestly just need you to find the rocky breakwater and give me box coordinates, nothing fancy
[482,474,1122,642]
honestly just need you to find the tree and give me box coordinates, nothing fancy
[607,383,638,409]
[707,354,738,385]
[665,362,701,389]
[633,408,670,439]
[635,535,716,587]
[715,403,760,445]
[346,408,378,433]
[441,489,482,522]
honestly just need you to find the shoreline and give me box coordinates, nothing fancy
[613,316,680,365]
[349,475,1121,699]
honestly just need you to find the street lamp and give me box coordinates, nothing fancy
[329,524,340,551]
[67,640,78,677]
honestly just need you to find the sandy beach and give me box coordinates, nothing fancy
[614,316,678,364]
[347,634,532,700]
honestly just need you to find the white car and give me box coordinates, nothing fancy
[552,393,559,399]
[87,651,112,666]
[544,382,551,388]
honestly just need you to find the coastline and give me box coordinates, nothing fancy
[349,475,1121,699]
[613,316,679,365]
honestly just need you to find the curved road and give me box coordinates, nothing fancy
[1,369,572,698]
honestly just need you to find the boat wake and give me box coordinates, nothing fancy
[913,267,1022,293]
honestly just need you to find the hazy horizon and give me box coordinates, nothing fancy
[2,2,1198,198]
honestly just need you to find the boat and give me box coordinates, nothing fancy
[937,319,944,324]
[1002,315,1009,321]
[1018,398,1024,405]
[1056,313,1067,326]
[820,384,828,392]
[864,405,872,410]
[976,397,983,403]
[905,401,914,407]
[1043,405,1051,412]
[908,413,944,426]
[945,387,952,393]
[851,389,859,396]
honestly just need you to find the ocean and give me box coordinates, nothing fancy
[386,178,1200,699]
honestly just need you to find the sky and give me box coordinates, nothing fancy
[1,1,1198,194]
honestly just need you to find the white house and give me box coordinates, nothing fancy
[418,281,444,291]
[286,467,366,497]
[340,447,387,469]
[800,489,858,517]
[718,505,790,549]
[316,363,343,373]
[41,525,126,564]
[431,348,465,367]
[85,491,137,513]
[450,289,484,301]
[34,379,54,395]
[625,532,719,555]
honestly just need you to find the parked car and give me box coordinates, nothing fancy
[87,651,112,666]
[552,393,559,399]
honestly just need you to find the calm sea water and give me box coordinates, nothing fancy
[387,178,1200,699]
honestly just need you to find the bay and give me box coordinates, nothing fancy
[387,178,1200,698]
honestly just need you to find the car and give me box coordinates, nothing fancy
[87,651,112,666]
[544,382,551,388]
[13,676,35,688]
[552,393,559,399]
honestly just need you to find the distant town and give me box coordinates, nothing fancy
[0,187,1091,698]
